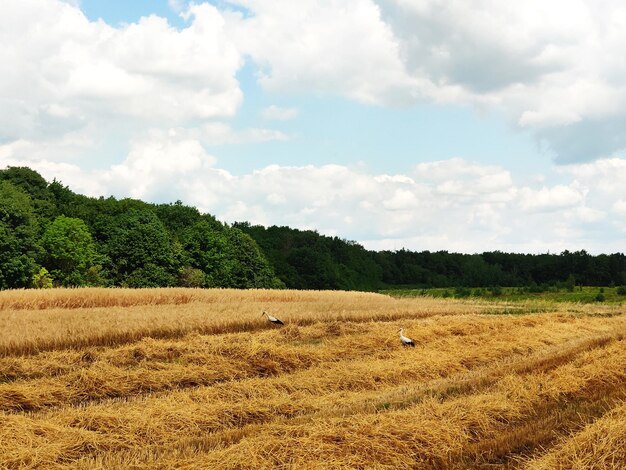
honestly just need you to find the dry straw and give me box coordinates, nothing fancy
[0,288,625,468]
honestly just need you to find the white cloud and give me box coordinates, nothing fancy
[565,206,605,223]
[0,134,94,164]
[556,159,626,231]
[261,105,299,121]
[382,188,419,211]
[518,185,585,212]
[559,158,626,196]
[414,158,515,202]
[105,135,217,200]
[378,1,626,161]
[0,0,242,142]
[226,0,417,104]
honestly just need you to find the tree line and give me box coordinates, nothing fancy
[0,167,282,289]
[1,166,625,291]
[235,223,626,290]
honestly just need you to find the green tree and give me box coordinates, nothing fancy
[0,166,57,220]
[0,167,49,200]
[105,209,177,286]
[225,228,283,288]
[32,267,53,288]
[85,265,108,287]
[178,266,206,288]
[125,264,176,288]
[0,181,40,289]
[180,220,231,287]
[181,222,282,288]
[41,216,96,286]
[155,201,203,236]
[235,223,381,290]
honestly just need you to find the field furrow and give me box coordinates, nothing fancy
[0,289,624,469]
[2,314,621,414]
[141,339,626,469]
[1,316,625,467]
[524,400,626,469]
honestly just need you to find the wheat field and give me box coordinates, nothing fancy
[0,288,625,469]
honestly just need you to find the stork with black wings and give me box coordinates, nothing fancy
[398,327,415,347]
[262,311,284,325]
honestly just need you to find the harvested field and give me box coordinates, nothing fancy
[0,288,625,468]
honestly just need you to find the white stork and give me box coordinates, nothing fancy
[399,328,415,347]
[262,311,284,325]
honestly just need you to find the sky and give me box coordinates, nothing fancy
[1,0,626,254]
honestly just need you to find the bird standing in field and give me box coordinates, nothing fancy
[399,328,415,347]
[262,311,284,325]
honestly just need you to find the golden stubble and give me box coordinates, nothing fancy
[0,288,625,469]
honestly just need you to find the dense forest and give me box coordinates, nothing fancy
[1,166,625,291]
[235,223,626,290]
[0,167,282,290]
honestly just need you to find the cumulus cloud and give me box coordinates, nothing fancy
[518,185,585,212]
[226,0,418,105]
[414,159,515,204]
[168,0,187,13]
[0,134,94,164]
[613,200,626,216]
[559,158,626,196]
[380,1,626,161]
[0,0,242,143]
[556,159,626,235]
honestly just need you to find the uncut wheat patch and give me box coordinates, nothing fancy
[1,286,622,313]
[0,289,493,357]
[0,287,463,311]
[0,287,389,310]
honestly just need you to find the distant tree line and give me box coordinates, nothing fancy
[2,166,625,291]
[234,224,626,291]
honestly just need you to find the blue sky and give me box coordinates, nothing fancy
[219,69,548,177]
[81,0,184,27]
[1,0,625,253]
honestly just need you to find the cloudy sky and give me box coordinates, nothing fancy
[2,0,626,254]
